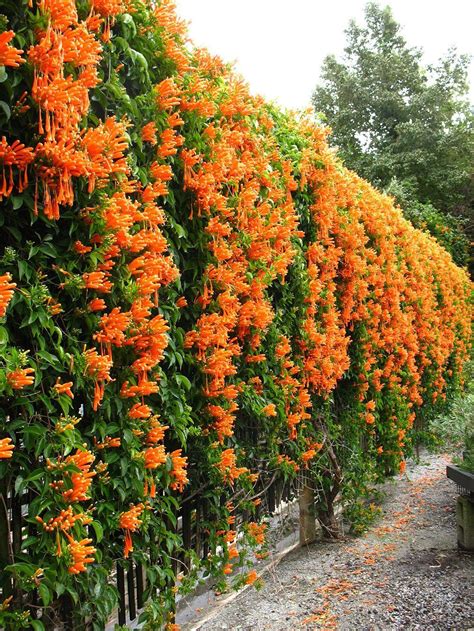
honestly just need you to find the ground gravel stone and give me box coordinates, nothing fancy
[190,453,474,630]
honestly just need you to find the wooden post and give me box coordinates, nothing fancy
[0,478,12,597]
[299,475,317,545]
[117,562,126,626]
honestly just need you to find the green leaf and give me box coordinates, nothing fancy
[21,536,38,551]
[91,521,104,543]
[0,326,8,345]
[36,350,60,366]
[38,582,51,607]
[14,476,24,494]
[25,469,46,483]
[0,100,11,121]
[28,245,39,259]
[174,374,191,390]
[58,395,72,416]
[11,195,23,210]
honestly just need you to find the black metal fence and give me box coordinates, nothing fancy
[0,474,298,629]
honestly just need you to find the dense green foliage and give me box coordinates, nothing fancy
[430,360,474,473]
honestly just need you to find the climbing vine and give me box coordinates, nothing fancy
[0,0,471,628]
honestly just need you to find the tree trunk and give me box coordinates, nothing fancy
[299,477,317,545]
[317,500,341,539]
[316,436,343,539]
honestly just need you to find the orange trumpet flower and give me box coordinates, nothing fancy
[7,367,35,390]
[146,418,168,444]
[141,122,157,144]
[54,379,74,399]
[0,437,14,459]
[217,449,248,484]
[0,273,16,317]
[62,449,95,503]
[119,503,144,558]
[129,403,152,419]
[67,536,96,574]
[143,445,166,470]
[169,449,188,492]
[0,31,24,68]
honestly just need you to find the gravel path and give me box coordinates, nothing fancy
[193,453,474,630]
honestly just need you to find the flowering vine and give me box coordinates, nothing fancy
[0,1,470,629]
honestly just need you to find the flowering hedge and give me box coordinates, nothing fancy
[0,0,471,628]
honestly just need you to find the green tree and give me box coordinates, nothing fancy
[312,3,473,268]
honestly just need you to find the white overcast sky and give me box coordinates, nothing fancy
[174,0,474,111]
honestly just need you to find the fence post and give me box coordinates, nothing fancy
[0,478,12,598]
[299,474,317,545]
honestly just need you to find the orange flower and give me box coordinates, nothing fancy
[143,478,156,498]
[169,449,188,491]
[141,122,157,144]
[275,336,291,357]
[121,379,159,398]
[119,503,144,558]
[74,240,92,254]
[261,404,277,417]
[95,436,121,449]
[0,31,24,68]
[276,454,300,472]
[47,298,63,315]
[0,274,16,316]
[0,437,14,459]
[54,378,74,399]
[129,403,152,419]
[91,0,129,19]
[245,570,258,585]
[36,506,92,534]
[364,412,375,425]
[83,271,112,293]
[84,348,113,410]
[247,522,267,546]
[67,536,96,574]
[144,445,166,469]
[245,354,266,364]
[119,503,144,531]
[217,448,249,484]
[155,77,180,110]
[228,546,239,559]
[301,449,316,465]
[62,450,96,503]
[94,307,131,352]
[7,367,35,390]
[157,127,183,159]
[146,418,168,444]
[88,298,106,312]
[301,441,323,467]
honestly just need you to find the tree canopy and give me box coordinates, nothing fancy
[312,2,473,268]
